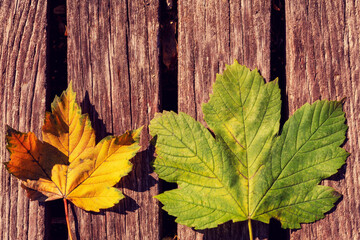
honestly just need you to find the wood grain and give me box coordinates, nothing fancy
[0,0,47,239]
[177,0,272,239]
[1,0,359,239]
[67,0,161,239]
[286,0,360,239]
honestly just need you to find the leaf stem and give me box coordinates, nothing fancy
[248,219,253,240]
[63,198,74,240]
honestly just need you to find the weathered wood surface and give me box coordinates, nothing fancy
[286,0,360,239]
[177,0,272,239]
[1,0,360,239]
[67,0,160,239]
[0,0,48,239]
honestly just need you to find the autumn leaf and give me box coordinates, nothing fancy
[149,61,348,237]
[5,84,142,212]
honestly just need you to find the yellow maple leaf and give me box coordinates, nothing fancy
[5,84,142,212]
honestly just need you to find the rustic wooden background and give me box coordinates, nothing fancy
[0,0,359,239]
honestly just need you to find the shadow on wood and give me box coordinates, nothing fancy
[194,220,270,240]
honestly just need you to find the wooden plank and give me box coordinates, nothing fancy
[0,0,48,239]
[286,0,360,239]
[177,0,272,239]
[67,0,160,239]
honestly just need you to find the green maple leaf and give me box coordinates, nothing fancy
[149,61,348,236]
